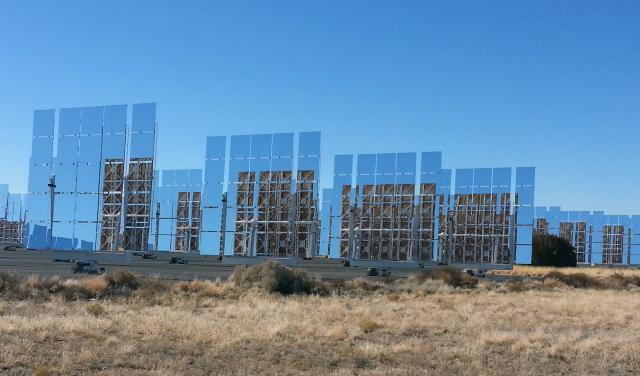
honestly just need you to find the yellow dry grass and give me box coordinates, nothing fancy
[493,265,640,278]
[1,287,640,375]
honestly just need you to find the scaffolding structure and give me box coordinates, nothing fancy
[174,191,201,252]
[0,220,24,244]
[603,225,624,264]
[0,188,25,245]
[190,192,201,251]
[326,153,534,265]
[533,207,640,265]
[100,159,125,251]
[230,169,318,257]
[201,132,321,257]
[437,193,513,264]
[25,104,157,251]
[124,158,153,251]
[150,169,202,252]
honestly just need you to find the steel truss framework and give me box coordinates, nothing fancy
[0,186,24,244]
[324,152,535,265]
[151,169,203,252]
[25,104,157,251]
[533,207,640,265]
[200,132,321,257]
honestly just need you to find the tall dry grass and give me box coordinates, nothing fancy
[495,264,640,278]
[1,286,640,374]
[1,265,640,374]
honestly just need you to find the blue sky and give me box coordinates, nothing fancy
[0,0,638,212]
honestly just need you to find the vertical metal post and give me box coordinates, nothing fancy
[119,176,128,251]
[47,175,56,249]
[21,210,28,246]
[410,203,419,262]
[3,193,8,219]
[288,194,297,257]
[186,193,192,253]
[154,202,160,253]
[219,192,228,258]
[447,216,454,264]
[508,213,516,264]
[113,215,120,252]
[588,225,593,265]
[627,227,632,265]
[248,216,258,257]
[347,204,359,261]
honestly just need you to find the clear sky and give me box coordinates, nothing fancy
[0,1,638,212]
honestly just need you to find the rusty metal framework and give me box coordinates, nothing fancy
[190,192,201,251]
[174,191,201,252]
[233,171,257,255]
[0,188,25,244]
[230,169,318,257]
[201,132,321,257]
[123,158,153,251]
[99,159,125,250]
[534,207,640,265]
[151,169,202,252]
[25,104,157,251]
[325,152,534,265]
[438,193,513,264]
[0,220,24,244]
[602,225,625,264]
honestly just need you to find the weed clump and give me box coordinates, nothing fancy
[358,318,383,333]
[177,279,232,298]
[605,273,640,289]
[106,271,139,290]
[434,268,478,289]
[32,366,53,376]
[230,261,327,295]
[545,271,600,288]
[86,301,106,316]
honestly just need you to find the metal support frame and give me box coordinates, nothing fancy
[47,175,56,249]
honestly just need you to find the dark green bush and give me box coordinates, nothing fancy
[533,234,577,267]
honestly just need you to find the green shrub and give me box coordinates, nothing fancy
[533,234,577,267]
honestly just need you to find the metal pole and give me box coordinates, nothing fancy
[219,192,228,259]
[410,203,419,262]
[119,176,128,251]
[508,213,516,264]
[348,204,358,261]
[3,192,8,219]
[288,194,297,257]
[21,210,28,246]
[113,215,120,252]
[628,227,632,265]
[47,175,56,249]
[447,216,454,264]
[154,202,160,253]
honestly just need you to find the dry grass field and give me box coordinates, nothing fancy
[493,264,640,278]
[2,264,640,375]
